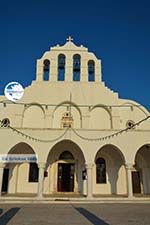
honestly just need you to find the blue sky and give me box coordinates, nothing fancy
[1,0,150,110]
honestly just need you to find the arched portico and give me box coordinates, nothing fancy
[45,140,85,195]
[1,142,38,196]
[134,144,150,195]
[93,144,127,196]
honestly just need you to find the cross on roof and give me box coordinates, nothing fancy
[66,36,73,42]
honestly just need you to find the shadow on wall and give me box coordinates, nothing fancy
[75,207,110,225]
[108,164,122,195]
[0,208,20,225]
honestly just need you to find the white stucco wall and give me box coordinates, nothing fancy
[0,39,149,196]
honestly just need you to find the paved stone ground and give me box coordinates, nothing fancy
[0,203,150,225]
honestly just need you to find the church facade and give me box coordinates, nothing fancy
[0,38,150,199]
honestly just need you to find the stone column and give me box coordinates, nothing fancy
[15,164,19,193]
[65,54,73,81]
[126,163,134,198]
[95,60,101,82]
[86,163,93,199]
[37,163,46,198]
[36,59,44,81]
[0,163,5,196]
[50,59,57,81]
[81,59,88,82]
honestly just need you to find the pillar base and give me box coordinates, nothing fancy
[37,194,44,199]
[86,195,93,200]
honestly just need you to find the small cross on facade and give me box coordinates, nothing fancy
[67,36,73,42]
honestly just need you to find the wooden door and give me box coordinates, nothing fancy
[57,163,74,192]
[58,163,63,192]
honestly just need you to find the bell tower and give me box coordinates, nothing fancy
[35,37,102,82]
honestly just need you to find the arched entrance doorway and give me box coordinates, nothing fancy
[134,144,150,195]
[94,144,126,195]
[2,142,37,195]
[46,140,85,194]
[57,151,75,192]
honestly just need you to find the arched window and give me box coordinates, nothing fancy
[28,163,39,182]
[73,54,81,81]
[59,151,74,160]
[43,59,50,81]
[88,60,95,81]
[58,54,65,81]
[96,157,106,183]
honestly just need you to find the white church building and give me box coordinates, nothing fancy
[0,37,150,200]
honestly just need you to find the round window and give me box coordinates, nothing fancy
[1,118,10,127]
[126,120,135,129]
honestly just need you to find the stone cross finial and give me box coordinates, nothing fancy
[67,36,73,42]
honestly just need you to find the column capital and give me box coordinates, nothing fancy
[126,163,134,197]
[86,163,94,169]
[38,162,46,169]
[0,163,6,168]
[125,163,134,170]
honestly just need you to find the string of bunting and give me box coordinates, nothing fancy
[0,116,149,143]
[0,119,69,143]
[71,116,150,141]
